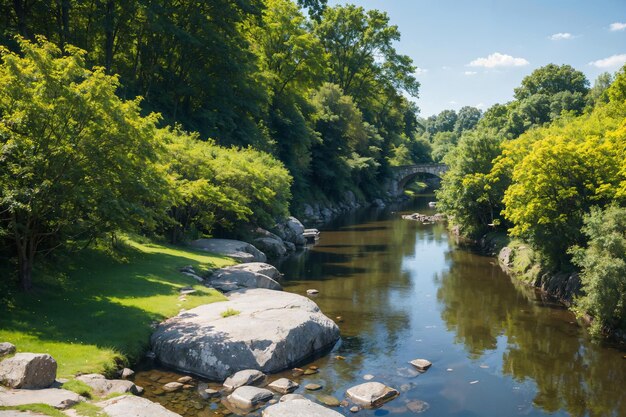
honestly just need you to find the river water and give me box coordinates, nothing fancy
[136,197,626,417]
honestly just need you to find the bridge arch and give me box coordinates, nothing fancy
[388,163,448,196]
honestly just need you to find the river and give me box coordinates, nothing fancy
[136,197,626,417]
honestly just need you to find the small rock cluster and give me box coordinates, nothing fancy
[402,212,446,223]
[0,344,176,417]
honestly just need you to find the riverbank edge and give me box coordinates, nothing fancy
[473,231,626,343]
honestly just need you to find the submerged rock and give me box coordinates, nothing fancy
[263,398,344,417]
[346,382,399,407]
[279,393,306,402]
[0,353,57,389]
[151,288,340,380]
[189,239,266,263]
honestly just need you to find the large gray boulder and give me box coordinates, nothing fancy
[97,395,181,417]
[75,373,142,396]
[189,239,266,263]
[0,387,82,409]
[273,217,306,246]
[151,289,340,380]
[262,399,344,417]
[209,267,282,293]
[0,353,57,389]
[253,237,288,258]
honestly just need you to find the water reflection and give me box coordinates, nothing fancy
[437,231,626,417]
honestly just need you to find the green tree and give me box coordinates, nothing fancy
[0,38,166,290]
[436,129,503,237]
[315,4,419,102]
[571,206,626,335]
[514,64,589,100]
[454,106,482,134]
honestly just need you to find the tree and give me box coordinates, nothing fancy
[436,129,503,237]
[514,64,589,101]
[315,5,419,102]
[0,38,166,290]
[454,106,482,133]
[571,206,626,336]
[502,131,620,265]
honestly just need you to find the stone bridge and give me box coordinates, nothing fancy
[387,163,448,196]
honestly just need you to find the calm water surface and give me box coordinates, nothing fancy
[137,197,626,417]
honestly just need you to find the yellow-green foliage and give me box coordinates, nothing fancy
[162,127,292,241]
[493,65,626,264]
[0,405,66,417]
[220,308,241,318]
[0,237,232,377]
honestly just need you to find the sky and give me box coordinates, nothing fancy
[328,0,626,117]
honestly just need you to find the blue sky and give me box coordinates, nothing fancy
[328,0,626,117]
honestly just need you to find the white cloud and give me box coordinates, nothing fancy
[442,66,452,70]
[550,32,573,41]
[415,67,428,76]
[464,71,477,76]
[609,22,626,31]
[589,54,626,68]
[449,100,458,105]
[475,103,485,109]
[468,52,529,68]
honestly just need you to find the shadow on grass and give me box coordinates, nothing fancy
[0,241,232,372]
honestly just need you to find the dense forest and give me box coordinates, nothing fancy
[0,0,428,290]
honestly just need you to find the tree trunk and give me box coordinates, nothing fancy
[104,0,115,72]
[12,0,29,38]
[17,247,34,291]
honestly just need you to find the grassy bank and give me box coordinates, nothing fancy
[0,237,234,377]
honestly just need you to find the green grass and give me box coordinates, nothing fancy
[71,402,110,417]
[0,404,67,417]
[220,308,241,318]
[61,379,94,398]
[0,237,234,377]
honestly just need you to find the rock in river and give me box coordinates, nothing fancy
[189,239,266,263]
[223,369,265,390]
[263,399,343,417]
[150,288,340,380]
[227,386,273,408]
[409,359,432,371]
[346,382,399,407]
[267,378,298,394]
